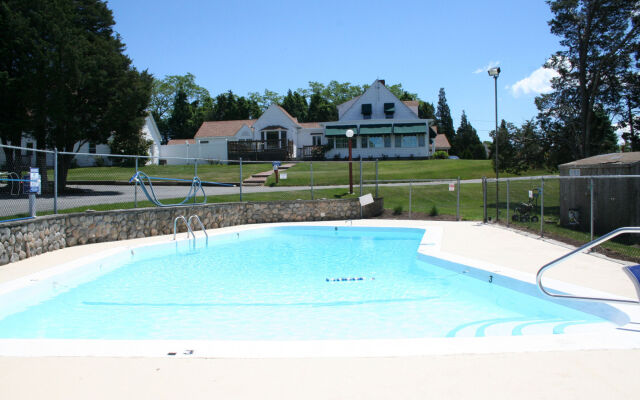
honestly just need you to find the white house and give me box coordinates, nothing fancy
[324,79,435,160]
[1,114,163,167]
[162,79,438,162]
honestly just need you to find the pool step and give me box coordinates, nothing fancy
[448,317,615,338]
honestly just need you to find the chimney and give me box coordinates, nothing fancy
[379,79,385,86]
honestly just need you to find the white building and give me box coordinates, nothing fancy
[162,79,442,162]
[1,114,163,167]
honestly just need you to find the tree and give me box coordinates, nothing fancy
[108,68,154,163]
[453,111,485,159]
[386,83,418,101]
[0,0,37,173]
[436,88,455,147]
[150,74,209,122]
[489,120,517,173]
[0,0,152,190]
[210,90,260,121]
[281,89,308,122]
[307,92,338,122]
[150,73,209,142]
[418,101,436,120]
[511,120,545,172]
[537,0,639,159]
[167,90,195,140]
[247,89,282,112]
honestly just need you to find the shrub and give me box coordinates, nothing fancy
[393,205,403,215]
[429,205,439,216]
[433,151,448,159]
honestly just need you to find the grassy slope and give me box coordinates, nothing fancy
[59,163,270,183]
[267,160,552,186]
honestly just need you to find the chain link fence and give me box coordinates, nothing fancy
[0,144,637,262]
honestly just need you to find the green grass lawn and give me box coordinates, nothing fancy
[46,159,553,186]
[55,163,270,183]
[267,159,553,186]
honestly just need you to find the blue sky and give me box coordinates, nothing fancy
[107,0,561,141]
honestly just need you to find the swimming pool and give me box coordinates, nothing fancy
[0,225,625,342]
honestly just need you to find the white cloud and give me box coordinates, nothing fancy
[473,61,500,74]
[510,67,559,97]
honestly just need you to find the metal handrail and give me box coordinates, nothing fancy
[173,215,195,241]
[187,214,208,244]
[536,227,640,304]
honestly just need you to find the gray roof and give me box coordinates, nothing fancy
[559,152,640,168]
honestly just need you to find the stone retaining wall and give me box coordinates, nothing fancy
[0,198,383,266]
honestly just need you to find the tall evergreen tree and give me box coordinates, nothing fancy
[436,88,455,146]
[307,92,338,122]
[489,120,517,173]
[281,89,308,122]
[418,101,436,120]
[453,111,484,159]
[536,0,639,159]
[167,90,194,140]
[0,0,152,189]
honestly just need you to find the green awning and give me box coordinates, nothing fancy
[359,124,392,135]
[394,123,427,134]
[325,125,357,136]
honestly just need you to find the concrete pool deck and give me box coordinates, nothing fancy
[1,220,639,399]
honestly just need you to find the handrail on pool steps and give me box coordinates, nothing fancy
[536,227,640,305]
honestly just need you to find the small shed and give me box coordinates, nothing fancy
[558,152,640,236]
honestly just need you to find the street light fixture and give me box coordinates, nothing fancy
[346,129,354,194]
[488,67,500,221]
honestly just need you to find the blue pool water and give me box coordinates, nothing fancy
[0,226,612,340]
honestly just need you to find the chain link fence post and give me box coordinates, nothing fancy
[239,157,243,202]
[375,159,379,198]
[590,177,594,241]
[506,179,510,226]
[409,179,412,219]
[359,156,363,196]
[540,177,545,237]
[456,176,460,221]
[53,148,58,214]
[134,156,138,208]
[483,177,487,223]
[194,158,198,204]
[310,161,314,200]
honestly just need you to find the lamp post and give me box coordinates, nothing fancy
[488,67,500,222]
[346,129,354,194]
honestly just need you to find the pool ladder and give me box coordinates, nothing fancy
[173,214,208,244]
[537,226,640,304]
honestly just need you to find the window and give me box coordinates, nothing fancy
[200,140,209,144]
[361,103,372,117]
[312,136,322,146]
[418,134,425,147]
[328,138,335,148]
[395,135,417,147]
[363,136,385,148]
[384,136,391,148]
[335,137,348,149]
[88,142,96,154]
[360,136,367,148]
[384,103,395,119]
